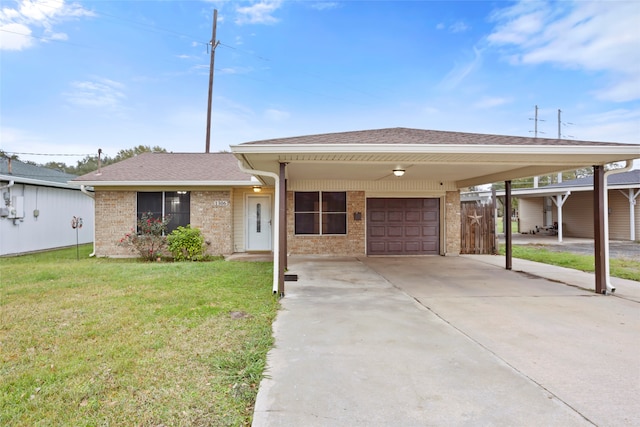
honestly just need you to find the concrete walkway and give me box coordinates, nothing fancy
[252,256,640,427]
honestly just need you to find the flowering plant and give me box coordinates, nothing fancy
[118,212,171,261]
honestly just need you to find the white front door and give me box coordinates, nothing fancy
[246,195,272,251]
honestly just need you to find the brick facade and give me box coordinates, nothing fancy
[95,188,461,258]
[95,191,136,257]
[286,191,366,256]
[94,189,233,258]
[445,190,461,255]
[190,190,233,255]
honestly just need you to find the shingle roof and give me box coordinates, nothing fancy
[72,152,253,183]
[239,127,634,146]
[0,157,78,184]
[545,169,640,188]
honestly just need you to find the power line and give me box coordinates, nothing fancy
[3,152,95,157]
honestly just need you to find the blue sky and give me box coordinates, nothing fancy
[1,0,639,166]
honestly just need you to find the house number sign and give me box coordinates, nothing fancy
[213,200,229,207]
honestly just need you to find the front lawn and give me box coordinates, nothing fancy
[0,245,278,426]
[499,244,640,282]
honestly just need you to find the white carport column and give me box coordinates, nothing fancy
[603,161,634,293]
[620,188,640,241]
[551,192,570,243]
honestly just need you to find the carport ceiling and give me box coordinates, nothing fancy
[231,128,640,188]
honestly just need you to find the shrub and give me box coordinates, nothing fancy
[167,225,205,261]
[118,212,171,261]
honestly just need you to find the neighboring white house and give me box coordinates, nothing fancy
[463,170,640,241]
[0,157,94,256]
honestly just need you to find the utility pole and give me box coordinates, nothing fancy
[529,105,545,138]
[558,109,562,139]
[205,9,219,153]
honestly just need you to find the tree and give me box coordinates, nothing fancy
[112,145,167,163]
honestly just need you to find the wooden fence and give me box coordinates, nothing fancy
[460,201,497,254]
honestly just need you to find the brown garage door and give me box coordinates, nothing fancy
[367,198,439,255]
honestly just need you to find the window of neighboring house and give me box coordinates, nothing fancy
[294,191,347,235]
[136,191,190,233]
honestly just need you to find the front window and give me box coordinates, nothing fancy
[137,191,190,233]
[294,191,346,235]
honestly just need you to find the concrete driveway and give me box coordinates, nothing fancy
[252,256,640,427]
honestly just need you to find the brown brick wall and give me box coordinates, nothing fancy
[445,190,461,255]
[95,191,137,257]
[286,191,366,255]
[94,189,233,258]
[190,191,233,255]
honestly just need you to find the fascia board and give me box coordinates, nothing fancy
[1,174,80,190]
[69,180,258,187]
[231,143,640,156]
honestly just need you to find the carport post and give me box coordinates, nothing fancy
[593,165,606,294]
[505,180,512,270]
[278,162,286,296]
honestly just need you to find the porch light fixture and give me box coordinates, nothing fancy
[393,169,405,177]
[253,186,262,193]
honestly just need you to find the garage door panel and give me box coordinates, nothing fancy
[423,226,437,236]
[423,211,438,221]
[367,198,439,255]
[388,241,403,252]
[405,226,420,237]
[370,226,386,237]
[369,241,386,253]
[370,211,386,222]
[388,226,403,237]
[388,211,403,222]
[405,211,421,221]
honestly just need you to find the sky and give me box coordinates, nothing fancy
[1,0,639,167]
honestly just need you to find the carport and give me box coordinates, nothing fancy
[231,128,640,295]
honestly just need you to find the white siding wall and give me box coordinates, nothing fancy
[517,198,543,233]
[518,189,639,240]
[0,183,94,256]
[608,190,639,241]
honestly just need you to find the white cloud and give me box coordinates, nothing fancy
[310,2,340,11]
[474,97,511,109]
[64,78,126,110]
[264,108,290,122]
[450,21,469,33]
[439,46,483,90]
[0,0,93,50]
[235,0,283,25]
[0,22,33,50]
[488,1,640,102]
[578,108,640,144]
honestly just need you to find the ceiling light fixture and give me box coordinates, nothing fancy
[253,186,262,193]
[393,169,405,177]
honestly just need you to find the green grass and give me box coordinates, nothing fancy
[497,217,519,233]
[0,245,279,426]
[499,244,640,282]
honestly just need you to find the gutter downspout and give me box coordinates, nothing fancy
[603,160,633,293]
[0,180,15,191]
[80,185,96,257]
[237,160,281,295]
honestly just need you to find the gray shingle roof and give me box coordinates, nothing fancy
[239,127,634,146]
[545,169,640,188]
[0,157,78,184]
[72,152,253,183]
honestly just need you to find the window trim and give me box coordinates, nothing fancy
[136,191,190,234]
[294,191,347,236]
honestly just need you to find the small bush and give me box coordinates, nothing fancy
[118,212,171,261]
[167,225,205,261]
